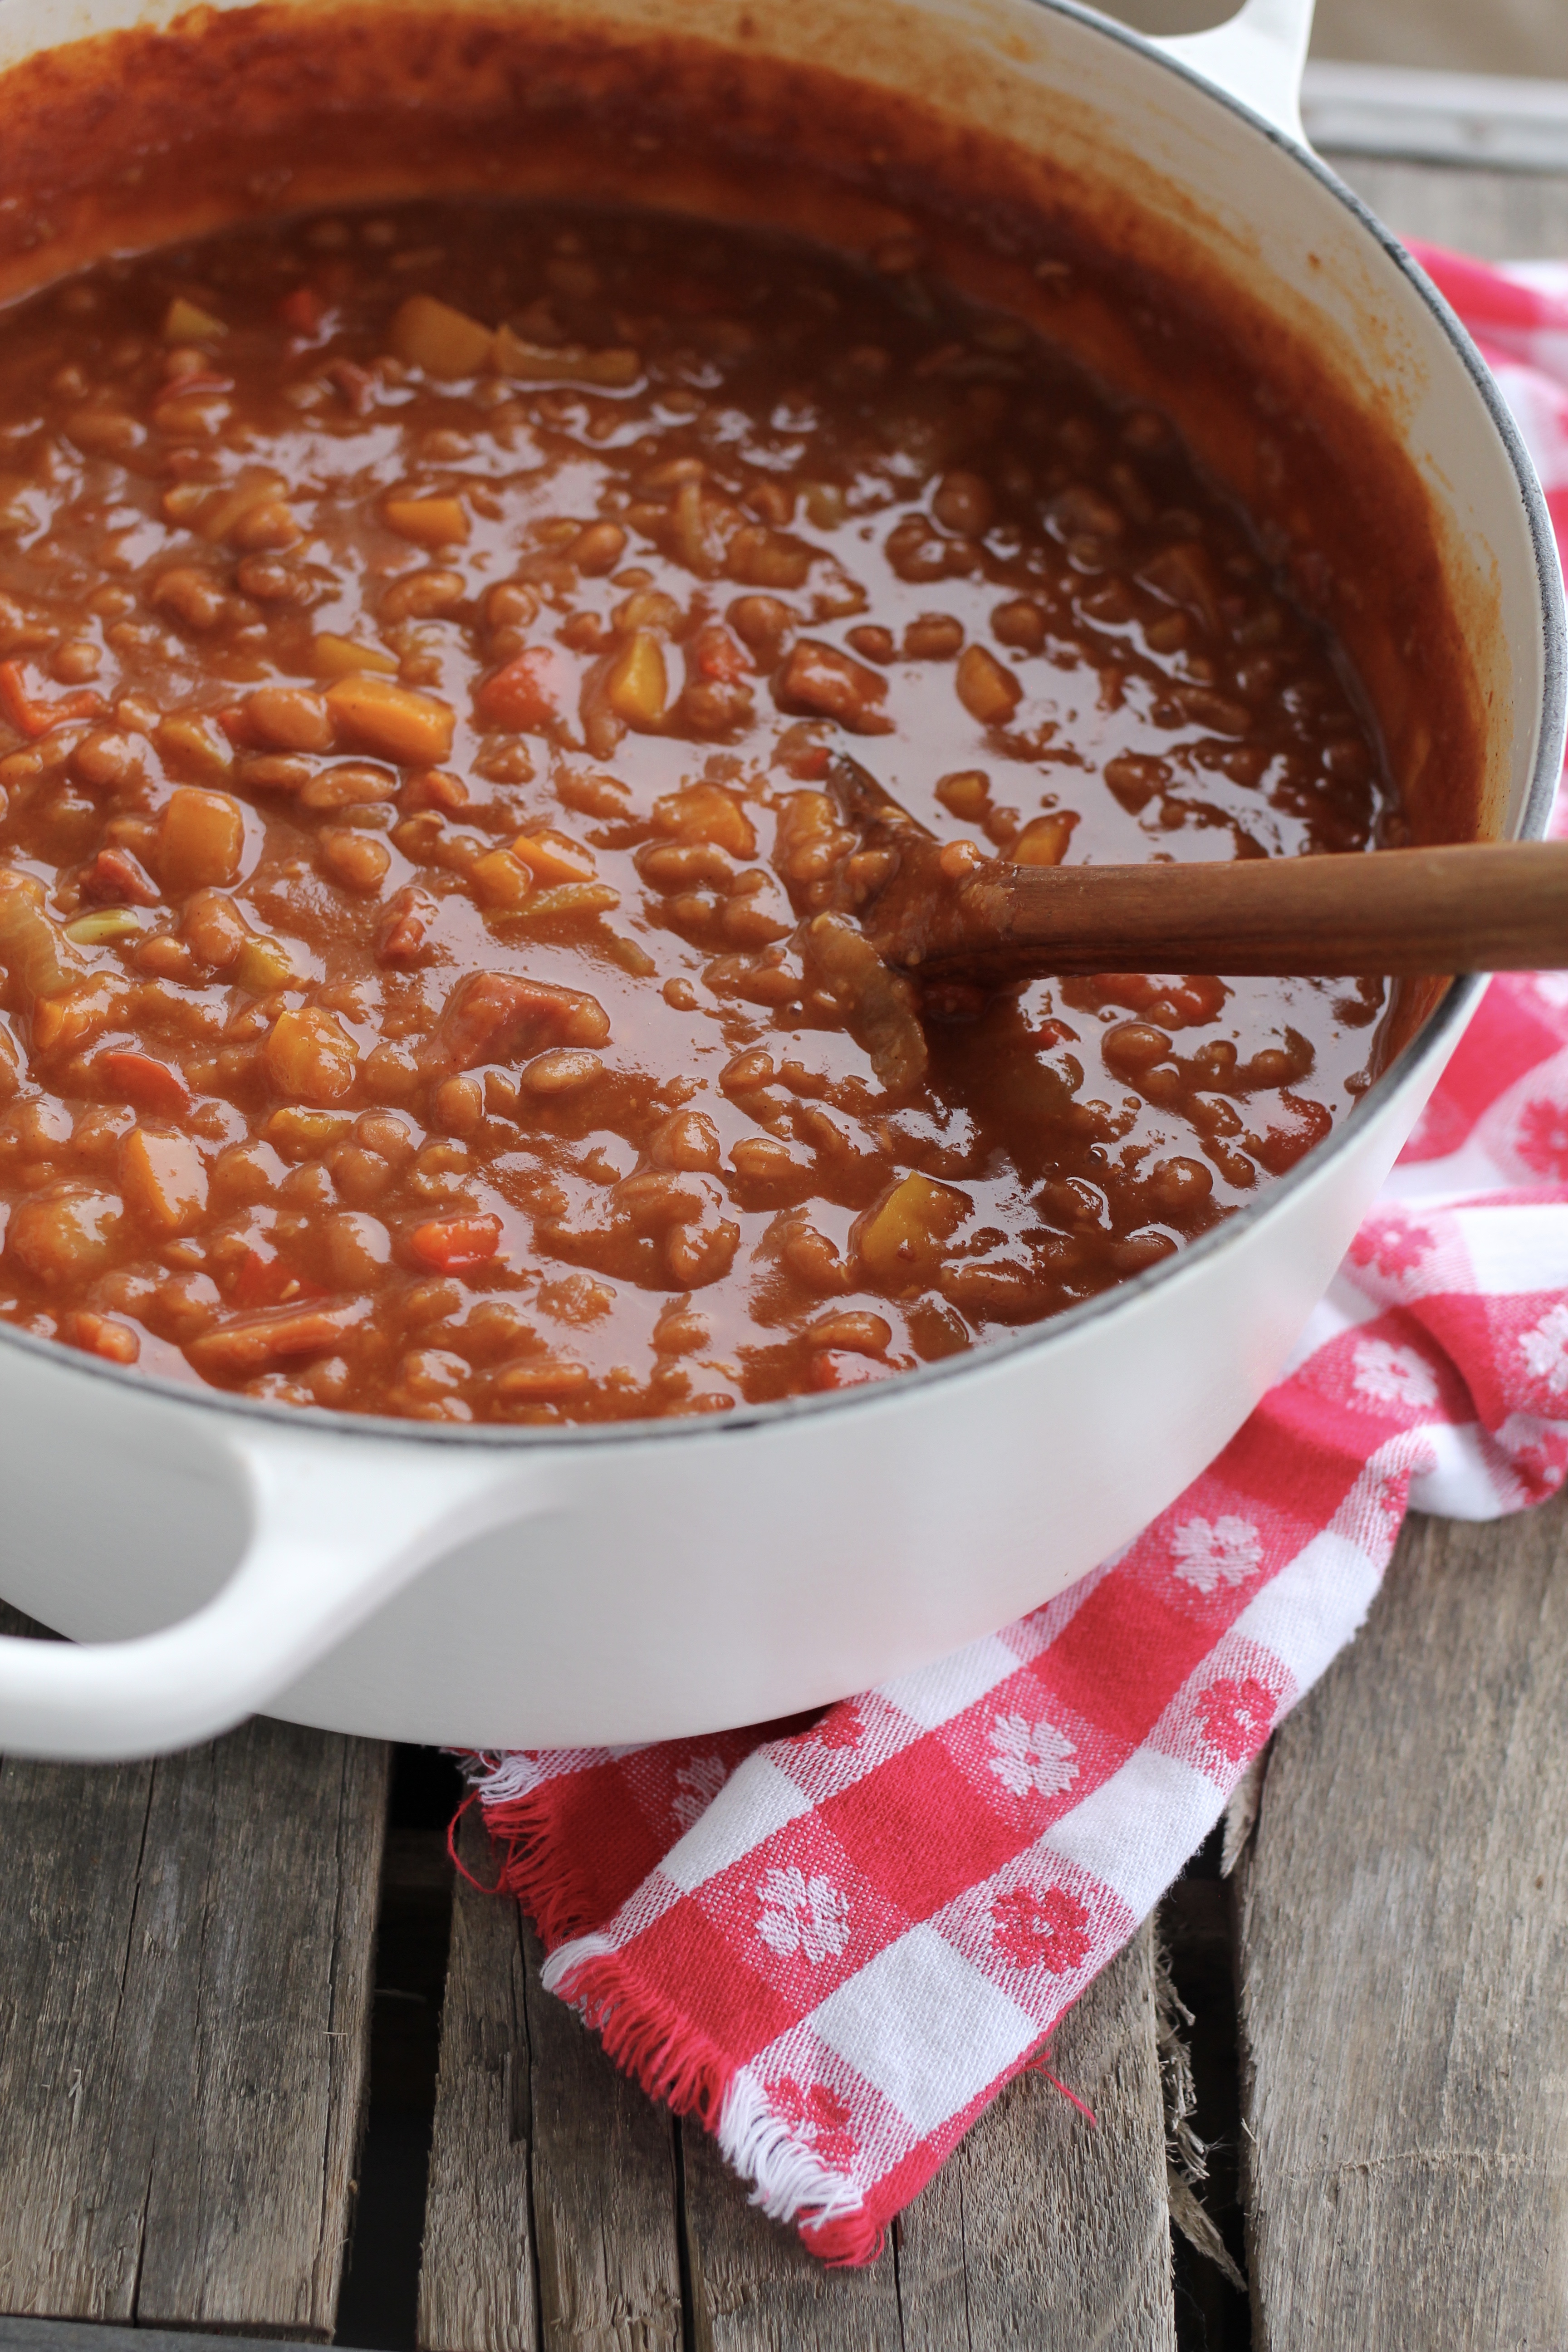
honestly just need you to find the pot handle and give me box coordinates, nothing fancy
[1152,0,1316,147]
[0,1426,550,1762]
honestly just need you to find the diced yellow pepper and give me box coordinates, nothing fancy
[312,632,401,679]
[956,642,1023,725]
[66,909,144,946]
[264,1107,354,1158]
[384,495,470,549]
[160,787,246,894]
[325,674,455,764]
[1012,812,1078,867]
[163,295,227,343]
[470,848,535,911]
[525,882,620,921]
[936,769,991,823]
[652,782,757,858]
[511,828,596,888]
[121,1128,207,1233]
[235,934,303,994]
[492,323,640,386]
[605,631,667,728]
[389,295,493,378]
[856,1172,972,1286]
[155,712,234,782]
[265,1005,359,1104]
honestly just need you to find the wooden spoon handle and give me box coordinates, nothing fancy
[898,840,1568,980]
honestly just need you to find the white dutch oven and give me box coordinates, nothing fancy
[0,0,1559,1760]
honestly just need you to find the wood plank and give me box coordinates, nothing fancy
[419,1807,684,2352]
[677,1920,1173,2351]
[1235,1495,1568,2350]
[1328,152,1568,258]
[0,1666,388,2337]
[0,2323,331,2352]
[896,1922,1176,2352]
[419,1807,537,2352]
[679,2115,903,2352]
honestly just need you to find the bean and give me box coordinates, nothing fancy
[318,830,392,893]
[931,470,994,535]
[71,729,139,789]
[520,1049,604,1095]
[992,598,1048,652]
[434,1074,485,1133]
[246,685,334,753]
[266,1006,360,1104]
[380,567,467,622]
[807,1309,891,1354]
[730,1137,803,1182]
[727,594,796,666]
[6,1186,122,1281]
[775,639,893,734]
[649,1109,721,1171]
[570,520,628,575]
[235,554,322,604]
[955,643,1022,724]
[495,1357,590,1400]
[152,566,227,629]
[325,1211,392,1287]
[903,613,965,661]
[1150,1156,1213,1212]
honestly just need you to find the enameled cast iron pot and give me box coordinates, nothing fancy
[0,0,1559,1760]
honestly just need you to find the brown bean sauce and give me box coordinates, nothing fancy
[0,198,1392,1421]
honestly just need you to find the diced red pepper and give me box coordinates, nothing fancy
[328,359,375,415]
[0,659,108,740]
[1250,1091,1334,1177]
[230,1246,325,1311]
[409,1214,504,1273]
[59,1310,139,1366]
[375,886,435,965]
[98,1049,191,1122]
[691,622,750,685]
[78,846,161,906]
[402,767,470,813]
[279,285,329,335]
[808,1349,892,1392]
[475,649,567,732]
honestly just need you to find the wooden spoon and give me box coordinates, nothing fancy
[825,754,1568,984]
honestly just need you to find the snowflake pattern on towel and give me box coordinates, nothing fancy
[986,1712,1079,1799]
[755,1867,851,1965]
[1352,1338,1441,1412]
[1521,1303,1568,1396]
[672,1752,730,1831]
[1169,1515,1263,1594]
[988,1884,1093,1975]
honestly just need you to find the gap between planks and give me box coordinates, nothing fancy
[419,1807,1177,2352]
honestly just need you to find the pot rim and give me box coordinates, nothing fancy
[0,0,1561,1457]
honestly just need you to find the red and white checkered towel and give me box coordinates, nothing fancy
[461,246,1568,2264]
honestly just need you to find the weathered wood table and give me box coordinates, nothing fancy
[0,118,1565,2352]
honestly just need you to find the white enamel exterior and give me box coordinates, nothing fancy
[0,0,1559,1759]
